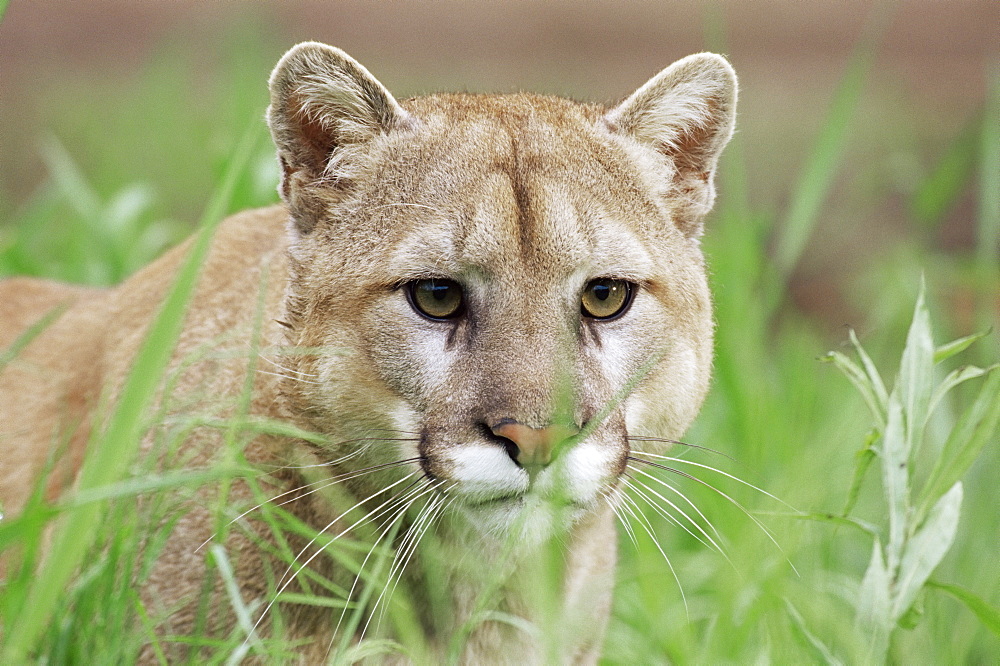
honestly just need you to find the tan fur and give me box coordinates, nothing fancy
[0,43,736,663]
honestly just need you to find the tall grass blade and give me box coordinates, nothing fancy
[212,544,264,663]
[909,119,979,228]
[774,33,876,277]
[0,124,260,663]
[841,430,878,516]
[0,304,67,374]
[784,599,844,665]
[978,70,1000,277]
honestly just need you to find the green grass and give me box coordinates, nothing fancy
[1,25,998,665]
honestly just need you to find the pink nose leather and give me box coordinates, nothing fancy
[491,422,579,466]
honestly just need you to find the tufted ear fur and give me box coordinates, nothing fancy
[605,53,737,236]
[267,42,411,233]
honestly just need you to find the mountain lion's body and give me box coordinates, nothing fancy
[0,43,736,662]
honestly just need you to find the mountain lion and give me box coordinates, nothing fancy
[0,42,736,662]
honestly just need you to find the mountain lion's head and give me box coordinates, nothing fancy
[267,43,736,538]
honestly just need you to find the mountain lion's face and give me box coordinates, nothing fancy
[267,44,735,536]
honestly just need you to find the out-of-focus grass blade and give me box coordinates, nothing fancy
[909,119,979,228]
[774,33,877,277]
[842,429,879,517]
[41,137,101,222]
[333,518,403,662]
[979,71,1000,276]
[927,579,1000,637]
[785,598,844,666]
[786,511,878,537]
[212,544,264,664]
[0,304,67,373]
[0,124,260,663]
[0,0,9,24]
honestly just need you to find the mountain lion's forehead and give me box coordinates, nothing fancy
[374,95,661,281]
[385,166,655,283]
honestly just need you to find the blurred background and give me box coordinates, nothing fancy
[1,1,998,662]
[0,0,995,339]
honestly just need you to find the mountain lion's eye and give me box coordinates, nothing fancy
[408,279,465,320]
[581,279,633,320]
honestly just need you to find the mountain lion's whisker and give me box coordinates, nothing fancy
[256,353,320,378]
[622,476,728,559]
[271,448,421,472]
[630,451,793,509]
[615,486,689,620]
[628,460,798,576]
[369,202,446,214]
[602,488,640,549]
[264,445,368,472]
[627,436,733,461]
[255,368,325,385]
[625,460,725,543]
[273,473,426,591]
[366,489,450,640]
[361,428,422,436]
[247,472,422,641]
[330,480,435,642]
[196,458,423,552]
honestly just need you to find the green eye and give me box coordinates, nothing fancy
[581,279,633,320]
[408,279,465,320]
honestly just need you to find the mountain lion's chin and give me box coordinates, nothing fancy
[452,491,597,545]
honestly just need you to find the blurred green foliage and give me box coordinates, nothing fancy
[0,19,997,664]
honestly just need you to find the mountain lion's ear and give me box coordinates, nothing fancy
[605,53,737,236]
[268,42,411,232]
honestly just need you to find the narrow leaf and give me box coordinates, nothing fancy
[849,329,889,411]
[927,364,998,420]
[856,540,892,660]
[881,395,910,572]
[823,350,885,427]
[910,118,979,228]
[775,41,874,276]
[978,72,1000,274]
[785,511,879,537]
[892,482,962,622]
[934,330,991,364]
[0,304,68,373]
[927,579,1000,637]
[898,281,935,456]
[785,598,845,665]
[211,544,264,661]
[842,430,879,517]
[918,370,1000,520]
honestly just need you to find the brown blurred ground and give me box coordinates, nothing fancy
[0,0,997,327]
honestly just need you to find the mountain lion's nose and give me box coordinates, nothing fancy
[491,420,579,467]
